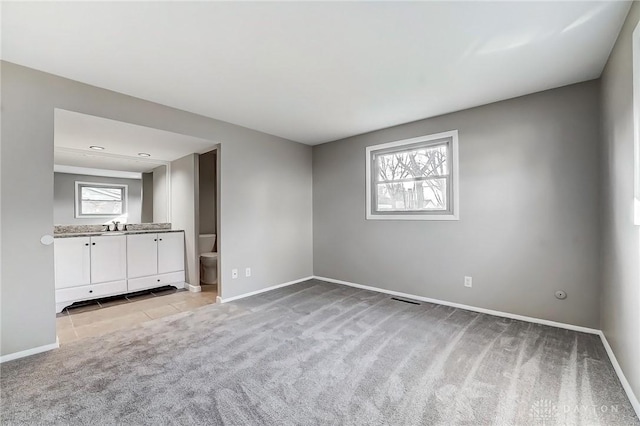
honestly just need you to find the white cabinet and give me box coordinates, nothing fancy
[127,233,158,278]
[54,237,91,289]
[158,232,185,274]
[56,280,127,305]
[126,232,185,292]
[55,235,125,289]
[90,235,127,283]
[54,231,185,313]
[128,271,185,292]
[54,234,127,312]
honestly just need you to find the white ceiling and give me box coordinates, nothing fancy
[54,109,217,173]
[2,2,632,145]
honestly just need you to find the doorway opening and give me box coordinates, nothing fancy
[197,149,220,297]
[52,108,221,345]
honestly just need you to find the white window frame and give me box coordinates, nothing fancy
[365,130,459,221]
[74,181,128,219]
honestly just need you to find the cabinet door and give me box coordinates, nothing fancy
[127,233,158,278]
[54,237,91,289]
[157,232,185,274]
[90,235,127,283]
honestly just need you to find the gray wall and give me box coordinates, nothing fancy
[152,165,168,223]
[141,172,153,223]
[198,150,217,235]
[0,61,313,356]
[313,81,602,328]
[600,2,640,405]
[171,153,198,287]
[53,172,142,225]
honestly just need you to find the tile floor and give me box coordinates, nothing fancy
[56,284,218,345]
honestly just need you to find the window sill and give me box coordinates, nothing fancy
[74,215,125,219]
[366,213,459,221]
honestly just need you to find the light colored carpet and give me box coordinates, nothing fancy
[1,279,638,425]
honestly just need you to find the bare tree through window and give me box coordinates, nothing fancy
[366,131,459,220]
[375,143,449,211]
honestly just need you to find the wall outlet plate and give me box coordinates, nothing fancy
[232,269,238,279]
[245,267,251,277]
[464,276,473,288]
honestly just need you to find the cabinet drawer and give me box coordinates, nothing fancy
[56,280,127,303]
[127,271,185,292]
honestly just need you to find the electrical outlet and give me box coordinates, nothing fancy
[464,276,473,288]
[245,267,251,277]
[232,269,238,279]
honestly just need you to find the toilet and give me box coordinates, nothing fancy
[198,234,218,285]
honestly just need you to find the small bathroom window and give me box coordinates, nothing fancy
[75,181,128,218]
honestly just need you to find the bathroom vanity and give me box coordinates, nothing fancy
[54,229,185,312]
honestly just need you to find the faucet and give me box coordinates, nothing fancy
[103,221,123,232]
[106,220,119,231]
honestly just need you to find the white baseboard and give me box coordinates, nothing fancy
[598,332,640,417]
[186,283,201,293]
[312,276,600,335]
[0,337,59,363]
[219,276,314,303]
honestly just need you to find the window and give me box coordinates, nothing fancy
[366,130,459,220]
[75,182,127,218]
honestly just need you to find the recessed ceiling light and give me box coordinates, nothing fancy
[89,146,105,150]
[138,153,151,157]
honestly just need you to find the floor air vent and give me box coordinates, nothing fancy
[391,297,421,305]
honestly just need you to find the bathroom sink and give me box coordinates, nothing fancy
[101,232,125,236]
